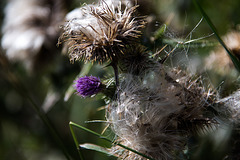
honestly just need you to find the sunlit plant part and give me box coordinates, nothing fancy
[59,0,145,64]
[107,64,215,159]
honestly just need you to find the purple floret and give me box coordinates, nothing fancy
[74,76,102,97]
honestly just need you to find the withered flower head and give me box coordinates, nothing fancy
[118,45,155,75]
[107,65,215,159]
[59,0,145,63]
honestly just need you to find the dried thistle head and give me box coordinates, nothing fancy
[108,71,186,159]
[107,65,215,159]
[59,0,145,63]
[167,68,216,133]
[118,45,155,75]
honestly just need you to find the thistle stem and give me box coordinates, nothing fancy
[111,62,120,100]
[111,63,119,87]
[69,123,84,160]
[69,121,155,160]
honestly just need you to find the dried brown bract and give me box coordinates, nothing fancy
[59,0,145,63]
[118,45,155,75]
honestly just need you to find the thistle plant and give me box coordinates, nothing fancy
[2,0,240,160]
[60,1,224,159]
[55,0,240,159]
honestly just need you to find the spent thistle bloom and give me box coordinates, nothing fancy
[74,76,103,97]
[59,0,145,63]
[118,45,155,75]
[107,64,215,159]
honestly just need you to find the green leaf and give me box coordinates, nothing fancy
[80,143,116,157]
[69,122,84,160]
[162,38,218,48]
[69,121,155,160]
[154,24,167,40]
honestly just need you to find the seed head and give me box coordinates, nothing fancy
[59,0,145,63]
[107,65,215,159]
[74,76,103,97]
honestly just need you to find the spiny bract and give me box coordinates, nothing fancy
[59,0,145,63]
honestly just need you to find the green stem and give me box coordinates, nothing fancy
[69,121,155,160]
[69,123,84,160]
[26,95,71,160]
[162,38,218,48]
[112,63,120,100]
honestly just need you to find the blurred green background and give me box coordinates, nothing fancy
[0,0,240,160]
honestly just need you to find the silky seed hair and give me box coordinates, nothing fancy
[167,68,216,133]
[58,0,145,63]
[217,90,240,123]
[107,64,215,160]
[105,0,133,8]
[216,90,240,159]
[108,71,186,160]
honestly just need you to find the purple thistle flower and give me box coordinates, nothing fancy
[74,76,102,97]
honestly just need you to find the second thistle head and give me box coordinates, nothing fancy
[74,76,103,97]
[74,75,116,99]
[59,0,145,64]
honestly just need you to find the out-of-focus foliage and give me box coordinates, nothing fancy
[0,0,240,160]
